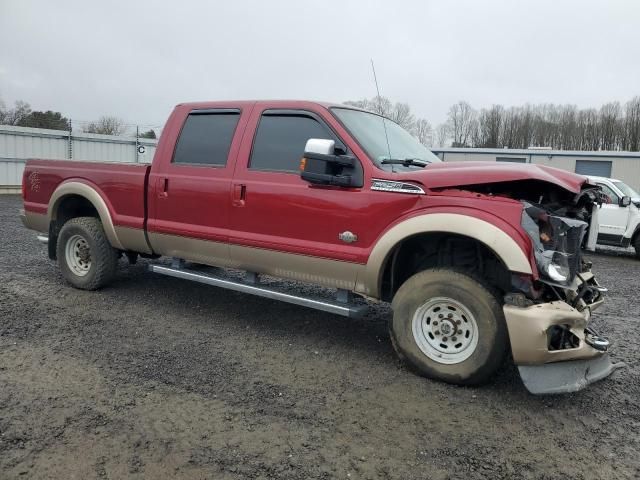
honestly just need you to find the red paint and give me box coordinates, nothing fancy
[22,100,590,276]
[22,159,148,229]
[414,161,588,193]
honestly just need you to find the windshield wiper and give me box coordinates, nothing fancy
[381,158,430,168]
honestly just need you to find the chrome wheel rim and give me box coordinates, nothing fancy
[412,297,478,364]
[65,234,92,277]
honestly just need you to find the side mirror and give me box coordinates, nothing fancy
[304,138,335,155]
[620,196,631,207]
[300,138,360,188]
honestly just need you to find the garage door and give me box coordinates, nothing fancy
[575,160,612,177]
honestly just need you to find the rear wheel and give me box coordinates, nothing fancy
[390,269,507,385]
[634,235,640,259]
[56,217,118,290]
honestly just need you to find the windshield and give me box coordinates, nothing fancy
[612,180,640,198]
[331,107,441,171]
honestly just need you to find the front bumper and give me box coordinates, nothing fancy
[504,301,604,365]
[517,354,623,394]
[504,294,624,394]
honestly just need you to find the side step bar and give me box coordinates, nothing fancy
[149,263,368,319]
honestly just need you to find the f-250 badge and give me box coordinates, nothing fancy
[338,231,358,243]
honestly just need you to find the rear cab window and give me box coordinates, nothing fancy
[173,110,240,166]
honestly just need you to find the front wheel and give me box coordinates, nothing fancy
[390,269,507,385]
[56,217,119,290]
[634,235,640,259]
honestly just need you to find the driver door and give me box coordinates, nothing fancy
[596,182,631,244]
[228,105,370,289]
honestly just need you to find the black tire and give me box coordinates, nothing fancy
[390,269,507,386]
[56,216,119,290]
[634,235,640,259]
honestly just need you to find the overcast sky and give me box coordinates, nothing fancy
[1,0,639,130]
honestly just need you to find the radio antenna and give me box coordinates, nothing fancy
[371,59,392,162]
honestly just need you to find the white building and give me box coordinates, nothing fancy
[431,147,640,191]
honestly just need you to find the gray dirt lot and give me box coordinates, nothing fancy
[1,194,639,480]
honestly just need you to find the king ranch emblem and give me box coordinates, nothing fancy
[28,171,40,192]
[338,231,358,243]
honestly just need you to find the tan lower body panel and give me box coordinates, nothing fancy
[114,226,153,255]
[230,244,365,291]
[504,301,604,365]
[147,232,236,268]
[148,231,365,291]
[21,210,48,233]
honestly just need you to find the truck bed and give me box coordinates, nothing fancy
[23,159,150,232]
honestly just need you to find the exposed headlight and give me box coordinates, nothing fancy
[539,251,570,283]
[521,202,587,285]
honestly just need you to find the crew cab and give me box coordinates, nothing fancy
[20,100,621,394]
[587,175,640,256]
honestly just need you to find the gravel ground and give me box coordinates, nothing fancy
[1,194,639,479]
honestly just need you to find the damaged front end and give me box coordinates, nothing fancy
[502,184,624,394]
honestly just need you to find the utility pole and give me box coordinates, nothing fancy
[68,119,73,159]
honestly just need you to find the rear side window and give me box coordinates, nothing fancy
[173,111,240,166]
[250,114,336,172]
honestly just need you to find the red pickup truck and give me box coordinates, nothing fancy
[21,100,620,394]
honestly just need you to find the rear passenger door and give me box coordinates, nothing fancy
[228,105,368,289]
[147,108,246,266]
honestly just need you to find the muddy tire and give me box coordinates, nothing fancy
[56,217,119,290]
[390,269,507,386]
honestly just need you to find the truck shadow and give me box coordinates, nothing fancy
[110,260,560,400]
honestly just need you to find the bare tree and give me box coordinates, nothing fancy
[599,102,621,150]
[413,118,433,146]
[0,98,6,124]
[625,96,640,152]
[389,102,416,132]
[447,101,476,147]
[344,96,422,134]
[83,116,127,136]
[475,105,503,148]
[0,100,32,125]
[435,123,450,147]
[344,96,393,117]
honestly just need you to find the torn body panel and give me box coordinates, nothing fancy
[419,173,620,393]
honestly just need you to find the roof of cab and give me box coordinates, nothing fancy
[175,100,352,110]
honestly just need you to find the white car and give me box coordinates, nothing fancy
[588,176,640,257]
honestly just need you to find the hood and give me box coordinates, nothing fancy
[402,161,590,194]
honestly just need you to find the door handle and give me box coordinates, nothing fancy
[233,183,246,207]
[158,178,169,199]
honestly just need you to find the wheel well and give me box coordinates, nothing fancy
[632,225,640,246]
[379,232,512,302]
[48,194,100,260]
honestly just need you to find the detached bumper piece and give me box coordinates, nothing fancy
[518,354,625,395]
[503,300,625,394]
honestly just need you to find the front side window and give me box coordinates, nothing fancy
[173,111,240,166]
[250,114,336,172]
[597,183,620,204]
[331,107,441,171]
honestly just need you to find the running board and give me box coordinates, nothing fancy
[149,264,368,319]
